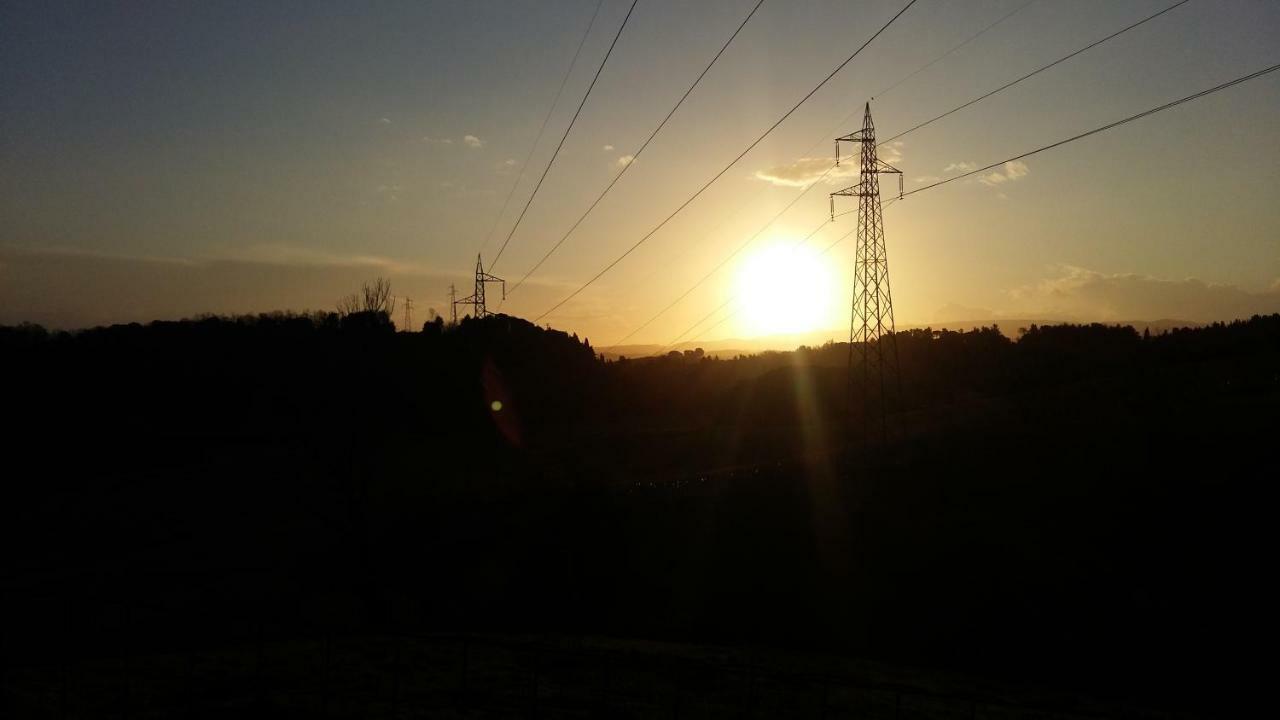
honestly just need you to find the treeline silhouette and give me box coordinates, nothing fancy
[2,311,1277,714]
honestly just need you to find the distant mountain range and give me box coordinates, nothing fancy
[600,317,1203,359]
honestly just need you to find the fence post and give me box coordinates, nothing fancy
[254,622,265,708]
[460,638,469,696]
[186,650,196,717]
[320,634,331,716]
[122,605,132,720]
[391,635,402,713]
[529,647,540,718]
[58,660,68,720]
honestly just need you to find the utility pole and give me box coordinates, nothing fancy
[402,297,413,332]
[452,255,505,320]
[448,284,458,325]
[830,102,903,444]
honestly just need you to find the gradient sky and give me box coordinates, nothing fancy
[3,0,1278,344]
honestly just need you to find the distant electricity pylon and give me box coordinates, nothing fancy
[830,103,903,442]
[402,296,413,332]
[448,284,458,325]
[453,255,505,320]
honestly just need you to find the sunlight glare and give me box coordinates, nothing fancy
[735,241,836,336]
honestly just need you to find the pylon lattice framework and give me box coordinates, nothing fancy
[830,103,903,440]
[454,254,505,320]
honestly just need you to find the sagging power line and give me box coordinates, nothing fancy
[506,0,768,299]
[612,0,1196,347]
[872,0,1042,99]
[665,60,1280,351]
[879,0,1195,146]
[490,0,640,270]
[533,0,922,323]
[478,0,606,259]
[903,60,1280,197]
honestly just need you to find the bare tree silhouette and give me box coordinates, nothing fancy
[336,278,397,318]
[362,277,396,316]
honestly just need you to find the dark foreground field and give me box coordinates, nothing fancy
[6,632,1189,719]
[2,313,1276,717]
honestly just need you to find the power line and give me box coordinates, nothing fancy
[478,0,606,259]
[872,0,1041,99]
[609,0,1195,346]
[506,0,767,298]
[610,127,840,307]
[658,201,896,353]
[903,61,1280,197]
[490,0,640,269]
[669,60,1280,350]
[650,216,850,355]
[612,169,827,346]
[533,0,922,323]
[597,0,1044,343]
[879,0,1194,146]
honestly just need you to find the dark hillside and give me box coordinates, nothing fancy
[2,313,1277,716]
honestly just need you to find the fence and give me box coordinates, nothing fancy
[2,630,1144,719]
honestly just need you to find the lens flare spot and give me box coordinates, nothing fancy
[490,400,503,412]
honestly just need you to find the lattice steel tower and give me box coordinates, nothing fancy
[830,103,903,441]
[453,254,505,320]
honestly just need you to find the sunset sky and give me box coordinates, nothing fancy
[3,0,1278,344]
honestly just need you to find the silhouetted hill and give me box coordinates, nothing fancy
[2,312,1277,715]
[601,317,1204,359]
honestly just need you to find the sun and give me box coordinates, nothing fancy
[735,241,837,336]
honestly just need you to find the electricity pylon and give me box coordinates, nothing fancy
[402,297,413,332]
[830,102,903,443]
[453,255,505,320]
[448,284,458,325]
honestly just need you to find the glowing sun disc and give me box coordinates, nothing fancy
[735,241,835,336]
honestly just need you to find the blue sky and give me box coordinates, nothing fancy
[3,0,1278,342]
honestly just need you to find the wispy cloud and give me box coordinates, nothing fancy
[944,161,977,173]
[208,244,451,277]
[0,244,200,267]
[978,160,1029,187]
[914,175,941,184]
[423,136,453,145]
[374,183,402,201]
[378,117,392,125]
[753,157,857,188]
[463,134,484,149]
[602,144,615,151]
[879,140,904,164]
[0,244,459,329]
[615,154,635,168]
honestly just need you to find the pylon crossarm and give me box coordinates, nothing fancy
[874,159,901,174]
[834,131,871,166]
[872,160,904,199]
